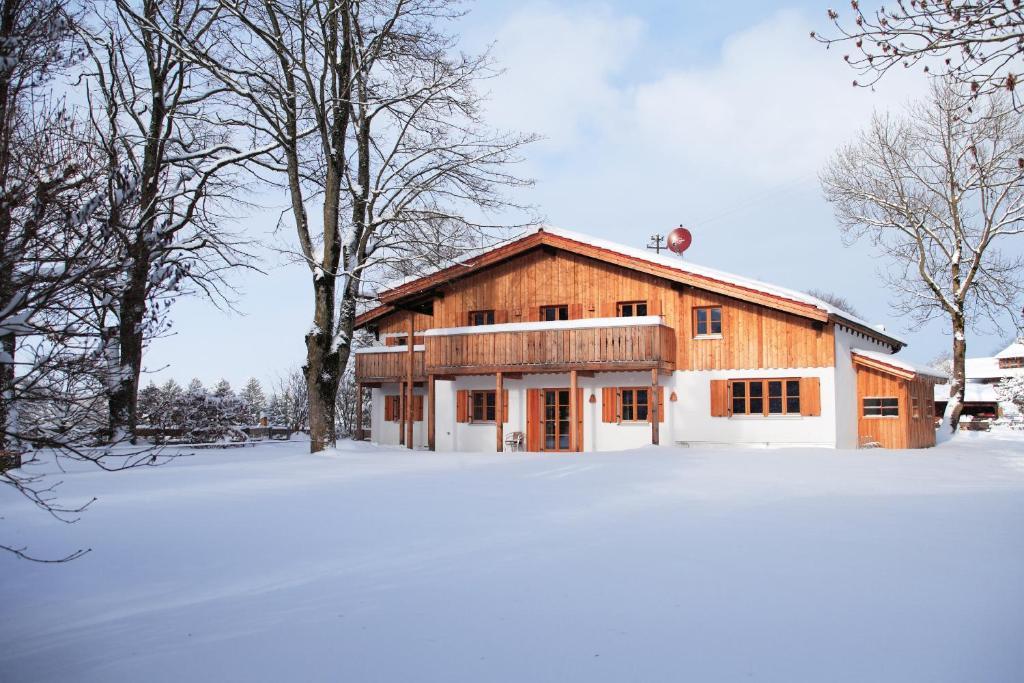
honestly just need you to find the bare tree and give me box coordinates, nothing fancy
[805,288,864,318]
[77,0,261,443]
[156,0,534,453]
[813,1,1024,103]
[821,81,1024,432]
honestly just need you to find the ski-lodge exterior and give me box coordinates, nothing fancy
[353,227,945,451]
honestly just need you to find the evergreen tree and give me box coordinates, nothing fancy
[239,378,266,425]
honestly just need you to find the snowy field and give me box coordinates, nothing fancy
[3,435,1024,682]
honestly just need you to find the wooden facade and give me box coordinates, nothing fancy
[854,360,939,449]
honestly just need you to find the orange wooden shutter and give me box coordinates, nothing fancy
[599,301,615,317]
[502,389,509,423]
[384,396,392,421]
[413,396,424,421]
[385,337,397,347]
[710,380,729,417]
[575,388,584,451]
[456,390,470,423]
[800,377,821,416]
[601,387,616,423]
[649,299,662,316]
[495,309,509,324]
[569,303,583,319]
[526,306,540,322]
[649,386,665,423]
[526,388,541,451]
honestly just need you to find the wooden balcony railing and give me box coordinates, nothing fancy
[355,318,676,383]
[354,346,425,383]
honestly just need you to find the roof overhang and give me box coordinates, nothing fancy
[852,350,946,383]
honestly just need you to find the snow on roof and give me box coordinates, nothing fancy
[963,356,1024,380]
[934,383,1000,403]
[374,225,905,346]
[994,340,1024,360]
[851,347,949,380]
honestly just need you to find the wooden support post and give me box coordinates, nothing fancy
[570,369,578,452]
[496,371,504,452]
[427,374,436,451]
[406,313,415,449]
[355,383,364,441]
[651,368,660,446]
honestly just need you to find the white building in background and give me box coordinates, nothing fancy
[935,340,1024,419]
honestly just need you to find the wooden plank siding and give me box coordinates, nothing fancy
[364,249,833,375]
[855,365,938,449]
[425,323,676,375]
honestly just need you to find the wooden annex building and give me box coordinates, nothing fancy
[353,227,945,452]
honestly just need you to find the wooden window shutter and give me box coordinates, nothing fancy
[456,390,470,423]
[413,395,424,421]
[502,389,510,423]
[649,299,662,316]
[710,380,729,417]
[383,396,392,421]
[575,388,584,450]
[385,337,397,347]
[569,303,584,319]
[495,309,509,324]
[649,386,665,423]
[800,377,821,416]
[599,301,615,317]
[526,388,542,451]
[601,387,616,423]
[526,306,540,322]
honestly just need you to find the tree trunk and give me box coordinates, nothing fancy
[0,332,14,450]
[106,233,150,443]
[946,312,967,433]
[305,271,339,453]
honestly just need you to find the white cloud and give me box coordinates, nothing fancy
[486,6,926,181]
[485,3,642,148]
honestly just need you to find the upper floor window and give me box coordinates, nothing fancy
[999,357,1024,369]
[863,397,899,418]
[468,310,495,326]
[694,306,722,336]
[912,397,920,419]
[617,301,648,317]
[471,390,497,422]
[619,388,650,422]
[540,305,569,321]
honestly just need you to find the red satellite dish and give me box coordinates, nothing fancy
[667,227,692,255]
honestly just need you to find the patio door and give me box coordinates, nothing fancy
[526,388,583,451]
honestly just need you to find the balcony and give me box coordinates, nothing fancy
[354,345,425,383]
[355,317,676,383]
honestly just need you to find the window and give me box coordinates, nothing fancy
[731,379,800,416]
[468,310,495,326]
[927,399,935,418]
[863,397,899,417]
[539,305,569,321]
[912,397,920,419]
[617,301,648,317]
[694,306,722,336]
[471,390,496,422]
[619,388,650,422]
[391,336,407,347]
[999,357,1024,369]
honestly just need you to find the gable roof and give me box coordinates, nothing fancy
[356,225,905,349]
[995,340,1024,359]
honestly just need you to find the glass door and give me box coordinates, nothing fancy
[543,389,571,451]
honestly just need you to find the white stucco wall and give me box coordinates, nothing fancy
[371,368,846,452]
[668,367,838,448]
[832,325,898,449]
[370,384,428,448]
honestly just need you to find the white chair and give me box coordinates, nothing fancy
[504,431,525,452]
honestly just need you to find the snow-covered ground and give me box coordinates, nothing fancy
[3,435,1024,682]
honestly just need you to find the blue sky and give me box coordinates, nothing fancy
[145,1,1020,391]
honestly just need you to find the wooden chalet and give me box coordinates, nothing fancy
[353,227,944,452]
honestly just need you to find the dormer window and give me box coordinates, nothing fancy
[617,301,648,317]
[468,310,495,326]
